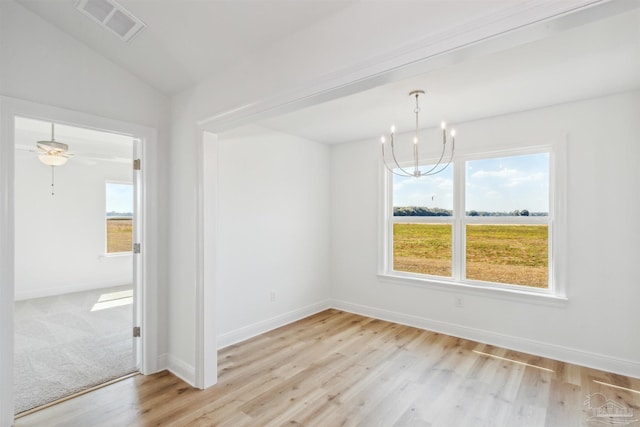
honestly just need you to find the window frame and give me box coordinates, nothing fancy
[105,180,134,256]
[380,141,567,301]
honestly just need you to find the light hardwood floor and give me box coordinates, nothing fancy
[15,309,640,426]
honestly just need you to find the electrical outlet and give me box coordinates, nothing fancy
[270,291,276,302]
[455,296,464,308]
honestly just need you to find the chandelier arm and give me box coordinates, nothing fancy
[420,140,455,176]
[384,161,416,177]
[417,138,448,176]
[389,134,415,177]
[421,159,453,176]
[383,161,416,177]
[389,169,416,177]
[382,141,412,176]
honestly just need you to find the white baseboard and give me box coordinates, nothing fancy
[217,299,332,349]
[331,299,640,379]
[166,354,196,387]
[156,354,169,372]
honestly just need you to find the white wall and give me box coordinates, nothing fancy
[330,91,640,377]
[215,126,331,346]
[14,152,133,300]
[0,1,170,412]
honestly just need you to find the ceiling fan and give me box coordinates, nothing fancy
[37,123,74,166]
[34,122,76,195]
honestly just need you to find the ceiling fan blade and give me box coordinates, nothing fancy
[76,158,98,166]
[15,144,35,152]
[37,140,68,153]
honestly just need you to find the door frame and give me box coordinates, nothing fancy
[0,96,159,424]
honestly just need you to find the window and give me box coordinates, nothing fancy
[105,182,133,254]
[385,145,563,296]
[393,165,454,277]
[464,153,549,288]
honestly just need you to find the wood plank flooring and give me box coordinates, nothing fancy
[15,309,640,426]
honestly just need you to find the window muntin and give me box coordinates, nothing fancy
[105,182,133,254]
[387,149,553,292]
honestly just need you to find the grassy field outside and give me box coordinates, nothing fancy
[106,218,133,253]
[393,224,452,277]
[393,223,548,288]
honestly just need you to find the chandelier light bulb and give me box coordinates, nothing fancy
[413,137,418,144]
[441,121,446,129]
[390,125,396,133]
[451,129,456,137]
[380,136,385,144]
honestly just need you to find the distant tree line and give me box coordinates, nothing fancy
[394,206,452,216]
[466,209,548,217]
[393,207,548,217]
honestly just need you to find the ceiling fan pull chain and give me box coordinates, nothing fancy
[51,166,55,196]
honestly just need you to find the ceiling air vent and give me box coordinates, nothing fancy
[75,0,146,43]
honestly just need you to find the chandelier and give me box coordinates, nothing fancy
[380,90,455,177]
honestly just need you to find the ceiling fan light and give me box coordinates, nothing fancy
[39,154,68,166]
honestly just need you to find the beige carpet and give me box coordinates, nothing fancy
[13,285,136,414]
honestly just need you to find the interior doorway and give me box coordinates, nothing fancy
[12,116,140,414]
[0,97,158,426]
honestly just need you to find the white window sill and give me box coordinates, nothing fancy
[377,273,568,307]
[99,252,133,260]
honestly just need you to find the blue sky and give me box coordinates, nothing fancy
[393,152,549,213]
[106,183,133,213]
[393,165,454,210]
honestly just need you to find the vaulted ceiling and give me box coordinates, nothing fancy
[16,0,359,94]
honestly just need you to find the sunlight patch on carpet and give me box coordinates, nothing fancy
[91,289,133,312]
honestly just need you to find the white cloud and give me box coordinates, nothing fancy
[472,168,518,178]
[503,171,547,188]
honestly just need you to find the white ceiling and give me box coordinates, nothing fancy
[256,8,640,145]
[16,0,358,95]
